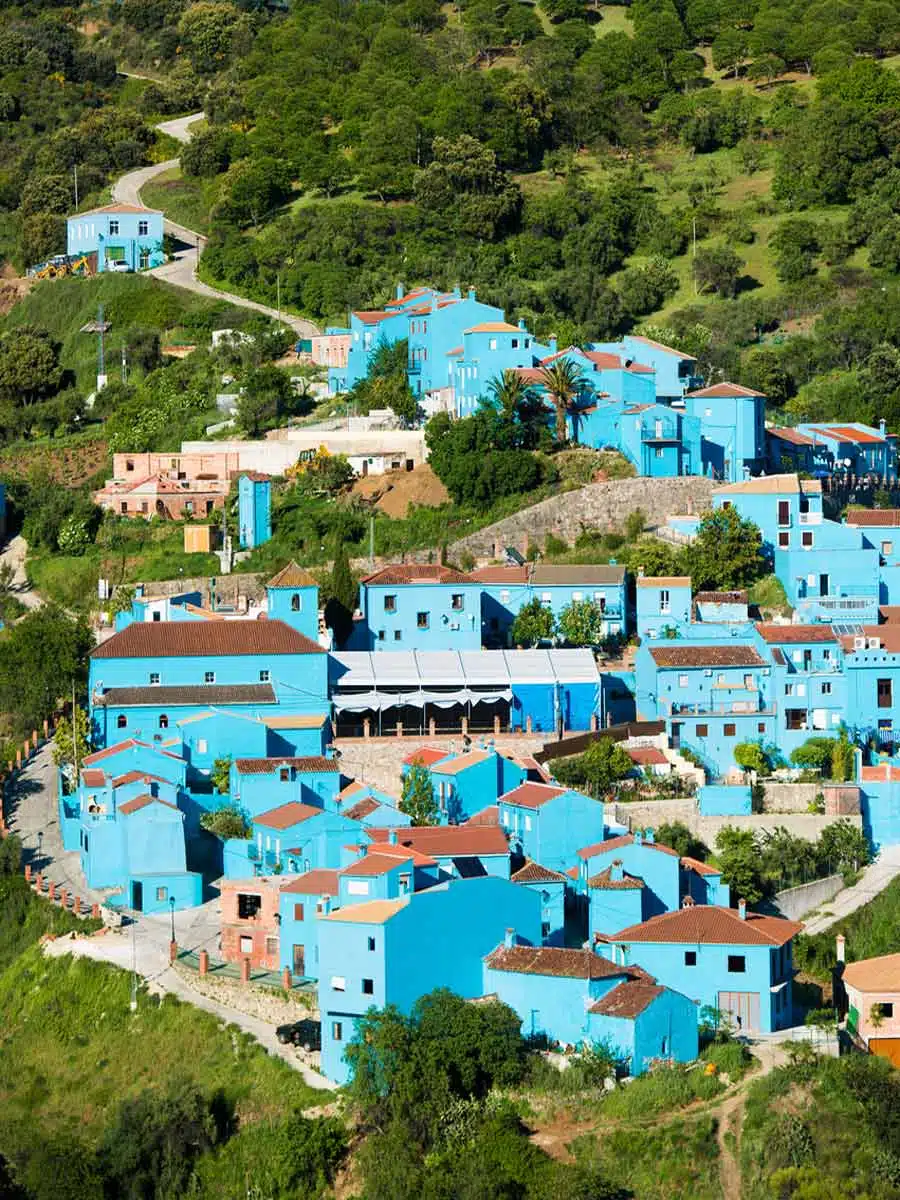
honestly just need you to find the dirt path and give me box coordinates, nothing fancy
[111,105,320,339]
[716,1090,746,1200]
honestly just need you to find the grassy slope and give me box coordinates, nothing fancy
[0,877,326,1198]
[795,874,900,982]
[141,166,215,235]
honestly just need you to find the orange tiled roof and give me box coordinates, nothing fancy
[612,905,802,946]
[91,620,324,659]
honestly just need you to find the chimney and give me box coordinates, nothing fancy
[611,859,624,882]
[389,829,398,846]
[836,934,846,963]
[518,318,527,331]
[358,843,367,858]
[395,282,404,300]
[634,829,643,846]
[644,828,655,845]
[738,897,747,920]
[548,336,558,354]
[682,895,695,908]
[880,419,887,438]
[453,284,461,298]
[504,927,515,949]
[468,287,476,301]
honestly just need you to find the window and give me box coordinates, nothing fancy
[367,936,376,951]
[416,611,429,628]
[117,715,128,729]
[377,630,385,641]
[724,723,736,737]
[138,220,148,236]
[880,1002,894,1018]
[332,1021,343,1041]
[655,447,664,459]
[744,674,754,690]
[678,674,689,688]
[883,541,894,556]
[511,338,518,348]
[384,595,397,612]
[109,220,119,235]
[149,672,160,685]
[330,976,346,991]
[451,594,464,610]
[279,768,290,782]
[259,670,270,682]
[294,903,305,920]
[696,724,708,737]
[801,531,814,548]
[572,591,584,602]
[197,739,207,754]
[660,589,670,614]
[879,678,893,708]
[158,715,168,729]
[777,500,790,527]
[362,978,374,995]
[727,955,746,973]
[786,710,806,730]
[239,935,252,954]
[347,880,370,896]
[204,671,215,684]
[758,722,766,734]
[265,937,278,957]
[152,611,161,621]
[785,683,794,697]
[291,593,301,611]
[778,532,790,548]
[524,815,532,832]
[542,921,551,939]
[156,886,168,902]
[684,951,697,966]
[120,502,128,514]
[237,893,262,919]
[489,338,497,350]
[394,630,402,641]
[821,682,832,695]
[500,590,510,604]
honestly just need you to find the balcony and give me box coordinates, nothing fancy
[642,420,680,443]
[669,700,773,716]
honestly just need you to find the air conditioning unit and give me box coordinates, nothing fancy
[869,638,881,649]
[854,636,866,649]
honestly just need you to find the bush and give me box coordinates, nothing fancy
[200,806,249,839]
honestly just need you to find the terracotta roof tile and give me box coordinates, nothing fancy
[681,855,720,877]
[846,509,900,527]
[695,591,747,605]
[234,756,337,775]
[91,620,324,659]
[577,834,678,861]
[78,202,161,216]
[626,747,668,767]
[403,746,450,767]
[321,897,408,924]
[95,684,276,707]
[343,796,381,822]
[843,952,900,992]
[612,905,802,946]
[510,860,568,884]
[466,804,499,826]
[339,853,412,877]
[431,749,492,776]
[815,424,885,444]
[118,793,180,816]
[769,426,816,447]
[281,869,339,896]
[484,944,626,979]
[588,866,645,890]
[254,801,323,829]
[636,576,691,588]
[465,321,520,333]
[471,565,530,584]
[649,644,766,668]
[367,824,509,857]
[352,310,392,324]
[80,768,107,786]
[687,382,765,398]
[83,739,183,765]
[589,979,664,1018]
[111,770,170,787]
[267,561,318,588]
[756,623,837,644]
[362,565,475,586]
[714,474,800,496]
[499,781,568,810]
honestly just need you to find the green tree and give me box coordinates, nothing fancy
[770,218,820,283]
[655,821,709,860]
[177,2,244,74]
[236,365,294,436]
[692,245,743,298]
[510,598,556,647]
[0,607,93,737]
[539,357,583,444]
[712,28,748,77]
[200,805,249,839]
[685,507,765,591]
[818,819,871,874]
[558,599,606,647]
[790,736,837,774]
[830,728,856,782]
[550,737,634,796]
[400,763,439,826]
[734,741,772,776]
[0,328,62,410]
[414,135,522,240]
[52,707,91,794]
[322,544,357,649]
[715,826,765,906]
[211,756,231,794]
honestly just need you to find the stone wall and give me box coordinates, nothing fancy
[773,874,844,922]
[173,962,318,1022]
[334,732,547,796]
[763,783,861,816]
[139,573,268,603]
[448,476,714,558]
[611,796,864,847]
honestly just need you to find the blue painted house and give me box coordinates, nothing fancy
[452,320,547,418]
[498,781,604,874]
[510,860,568,945]
[483,939,698,1072]
[338,781,411,828]
[474,564,628,647]
[796,422,898,481]
[229,755,341,816]
[577,830,682,924]
[635,576,692,640]
[425,747,526,823]
[265,562,321,644]
[846,509,900,605]
[237,473,271,549]
[365,822,512,881]
[756,624,846,755]
[601,901,802,1034]
[593,335,702,402]
[278,868,340,977]
[66,203,164,272]
[681,382,766,482]
[317,873,542,1082]
[353,565,481,651]
[766,426,824,476]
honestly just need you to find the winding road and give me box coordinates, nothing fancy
[112,110,319,339]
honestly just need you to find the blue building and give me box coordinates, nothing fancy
[577,830,682,923]
[474,564,628,648]
[353,565,482,651]
[88,618,329,753]
[766,426,824,476]
[317,874,542,1082]
[278,868,340,978]
[483,939,698,1072]
[497,781,604,874]
[229,755,341,817]
[265,561,321,644]
[237,474,271,550]
[365,822,513,881]
[601,901,801,1034]
[681,382,766,482]
[796,422,898,481]
[338,781,411,828]
[424,747,526,824]
[846,509,900,604]
[593,335,702,402]
[756,624,846,755]
[66,203,164,273]
[635,576,693,640]
[510,860,567,945]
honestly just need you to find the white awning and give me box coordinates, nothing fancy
[503,649,555,684]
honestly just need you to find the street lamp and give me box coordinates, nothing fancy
[169,896,176,944]
[169,895,177,965]
[36,830,43,863]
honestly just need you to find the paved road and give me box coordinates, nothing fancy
[7,746,336,1091]
[803,843,900,935]
[111,110,320,339]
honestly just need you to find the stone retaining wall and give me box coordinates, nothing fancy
[612,796,864,847]
[173,962,317,1023]
[449,476,714,558]
[774,874,844,921]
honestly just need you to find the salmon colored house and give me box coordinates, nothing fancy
[219,876,292,970]
[843,948,900,1056]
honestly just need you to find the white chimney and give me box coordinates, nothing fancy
[836,934,846,963]
[738,898,747,920]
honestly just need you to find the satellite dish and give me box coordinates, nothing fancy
[843,458,853,467]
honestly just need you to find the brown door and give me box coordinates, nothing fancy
[293,945,305,975]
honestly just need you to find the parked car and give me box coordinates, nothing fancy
[275,1019,321,1050]
[107,261,132,273]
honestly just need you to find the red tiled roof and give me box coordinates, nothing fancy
[466,805,500,826]
[756,624,837,644]
[233,757,337,775]
[344,796,381,822]
[118,793,179,816]
[83,739,183,765]
[816,424,885,444]
[80,202,161,216]
[511,860,568,884]
[770,648,786,666]
[352,310,392,324]
[769,426,815,447]
[649,644,766,668]
[589,979,664,1018]
[687,382,765,398]
[588,866,645,890]
[267,561,318,587]
[340,852,412,877]
[628,334,696,361]
[499,782,568,810]
[471,565,530,584]
[111,770,170,787]
[484,944,626,979]
[612,905,802,946]
[681,855,720,877]
[839,625,900,653]
[91,620,324,659]
[694,590,747,605]
[281,869,339,896]
[626,748,668,767]
[367,824,509,857]
[254,801,323,829]
[81,768,107,786]
[403,746,449,767]
[577,834,678,861]
[362,564,475,586]
[565,866,579,879]
[431,749,491,776]
[846,510,900,527]
[465,321,520,334]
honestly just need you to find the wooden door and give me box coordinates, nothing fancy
[718,990,760,1033]
[293,944,305,975]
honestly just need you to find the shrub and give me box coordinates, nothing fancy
[200,806,250,839]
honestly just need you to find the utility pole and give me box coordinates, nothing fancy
[71,680,78,785]
[97,304,107,390]
[73,163,78,209]
[121,343,127,384]
[276,272,281,323]
[369,514,375,566]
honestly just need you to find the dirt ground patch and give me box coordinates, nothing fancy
[351,464,449,517]
[0,438,109,485]
[0,267,33,316]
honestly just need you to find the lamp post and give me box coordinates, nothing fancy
[169,896,177,964]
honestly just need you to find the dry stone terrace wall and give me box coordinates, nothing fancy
[449,476,714,558]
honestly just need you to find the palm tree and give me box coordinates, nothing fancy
[538,357,583,445]
[487,368,533,424]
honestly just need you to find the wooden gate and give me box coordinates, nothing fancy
[718,990,761,1033]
